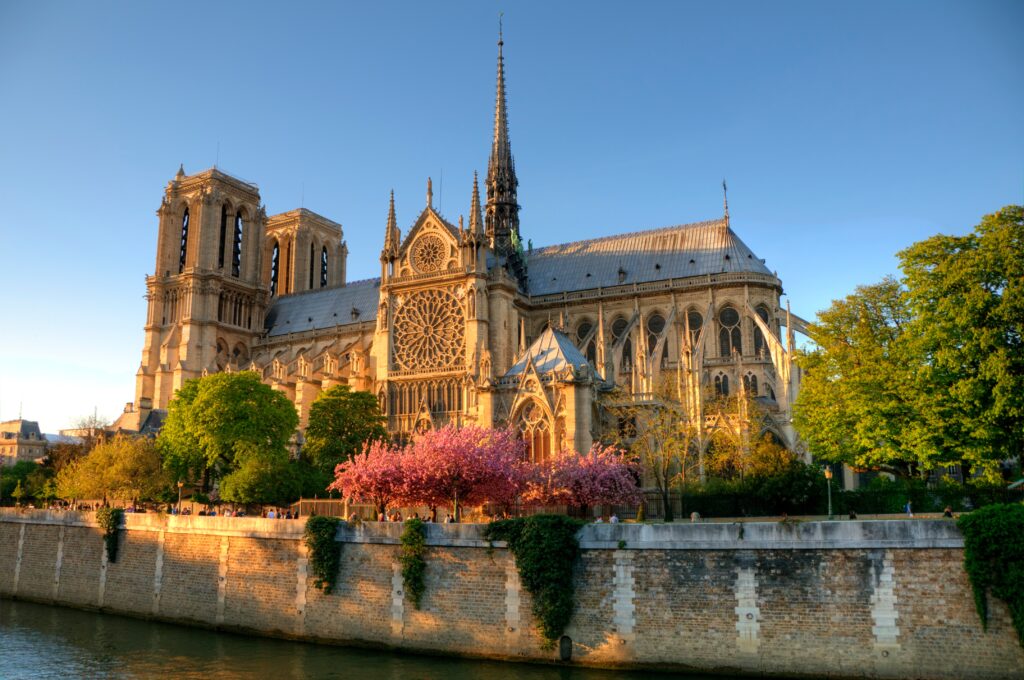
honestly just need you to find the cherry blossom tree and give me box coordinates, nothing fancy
[403,425,528,521]
[328,439,408,517]
[523,444,642,509]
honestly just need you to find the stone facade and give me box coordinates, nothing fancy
[1,511,1020,679]
[121,35,810,462]
[0,419,46,467]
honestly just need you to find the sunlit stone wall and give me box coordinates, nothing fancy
[0,511,1020,679]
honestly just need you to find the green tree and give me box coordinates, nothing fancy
[55,435,169,503]
[1,461,41,503]
[303,385,386,474]
[899,205,1023,476]
[794,206,1023,478]
[157,371,299,487]
[220,458,327,505]
[793,277,925,477]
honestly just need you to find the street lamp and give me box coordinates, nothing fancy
[177,480,184,515]
[823,467,833,519]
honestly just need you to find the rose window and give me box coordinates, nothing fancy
[392,289,465,371]
[411,234,446,273]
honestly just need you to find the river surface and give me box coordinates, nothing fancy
[0,599,756,680]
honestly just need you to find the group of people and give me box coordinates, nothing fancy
[593,514,620,524]
[376,509,455,523]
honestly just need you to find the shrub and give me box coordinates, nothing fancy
[95,507,124,563]
[958,503,1024,647]
[400,518,428,609]
[304,516,342,594]
[485,514,585,647]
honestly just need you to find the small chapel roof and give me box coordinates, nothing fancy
[265,278,381,337]
[525,218,774,297]
[505,327,590,378]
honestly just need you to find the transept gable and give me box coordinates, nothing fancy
[395,207,461,278]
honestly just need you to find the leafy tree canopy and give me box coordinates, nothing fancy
[795,206,1023,477]
[55,435,168,502]
[303,385,386,474]
[158,371,298,483]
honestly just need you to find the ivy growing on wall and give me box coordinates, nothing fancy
[95,508,124,564]
[400,518,427,609]
[484,514,586,647]
[304,516,343,594]
[958,503,1024,647]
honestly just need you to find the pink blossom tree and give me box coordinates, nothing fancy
[523,444,643,509]
[327,439,408,518]
[403,425,528,521]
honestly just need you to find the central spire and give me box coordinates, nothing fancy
[485,17,526,287]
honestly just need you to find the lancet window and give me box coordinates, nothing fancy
[269,242,280,297]
[321,246,328,287]
[231,212,243,277]
[386,378,464,432]
[178,208,190,273]
[743,373,759,396]
[686,309,703,347]
[308,243,315,290]
[753,305,770,356]
[576,320,596,365]
[515,400,552,463]
[218,205,228,269]
[718,306,742,357]
[714,373,730,397]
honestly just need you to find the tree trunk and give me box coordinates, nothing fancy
[661,487,674,522]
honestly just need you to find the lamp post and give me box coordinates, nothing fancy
[176,480,184,515]
[824,467,833,519]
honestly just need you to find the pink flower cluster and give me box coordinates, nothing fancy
[328,426,641,517]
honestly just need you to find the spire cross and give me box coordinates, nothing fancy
[722,179,730,223]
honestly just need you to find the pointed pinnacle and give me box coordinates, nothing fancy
[470,171,483,234]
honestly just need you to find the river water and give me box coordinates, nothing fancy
[0,599,745,679]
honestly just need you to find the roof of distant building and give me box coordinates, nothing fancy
[0,419,43,440]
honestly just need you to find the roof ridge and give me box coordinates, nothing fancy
[530,217,728,254]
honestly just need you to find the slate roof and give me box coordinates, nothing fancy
[525,218,773,297]
[505,328,591,377]
[265,278,381,337]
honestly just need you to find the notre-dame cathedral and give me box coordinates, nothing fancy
[117,35,808,463]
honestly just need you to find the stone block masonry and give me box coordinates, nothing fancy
[0,510,1020,680]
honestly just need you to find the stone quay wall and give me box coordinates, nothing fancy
[1,511,1020,679]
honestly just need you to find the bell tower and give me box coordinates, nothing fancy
[135,166,268,415]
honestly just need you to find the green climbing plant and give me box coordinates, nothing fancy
[484,514,586,647]
[304,516,343,594]
[958,503,1024,646]
[95,507,124,563]
[400,518,427,609]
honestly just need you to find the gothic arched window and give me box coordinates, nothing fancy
[715,373,730,397]
[218,205,228,269]
[321,246,329,287]
[576,320,596,365]
[753,305,770,356]
[743,373,758,396]
[718,306,742,357]
[516,400,552,463]
[178,207,190,273]
[646,312,665,353]
[231,212,243,277]
[269,241,280,297]
[685,309,703,349]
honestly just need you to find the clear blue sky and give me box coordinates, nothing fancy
[1,1,1021,432]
